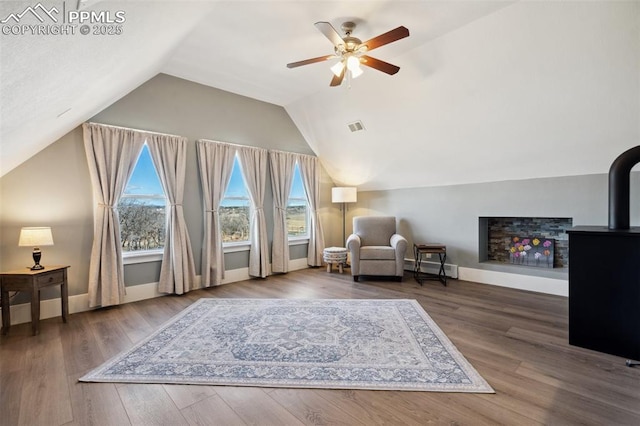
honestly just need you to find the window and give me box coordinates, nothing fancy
[287,162,309,238]
[220,154,250,243]
[118,144,166,253]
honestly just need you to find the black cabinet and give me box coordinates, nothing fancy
[568,227,640,360]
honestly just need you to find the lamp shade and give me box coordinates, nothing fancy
[332,187,357,203]
[346,56,363,78]
[18,227,54,247]
[331,60,345,77]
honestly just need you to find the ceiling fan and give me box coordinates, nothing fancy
[287,21,410,87]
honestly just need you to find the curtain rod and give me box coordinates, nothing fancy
[85,122,185,140]
[268,149,317,159]
[85,125,315,158]
[197,138,268,152]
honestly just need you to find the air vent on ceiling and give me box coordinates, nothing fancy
[348,120,365,132]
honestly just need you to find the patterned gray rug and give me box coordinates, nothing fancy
[80,298,493,392]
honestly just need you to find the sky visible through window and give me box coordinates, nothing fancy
[125,149,307,206]
[124,145,163,198]
[288,163,307,206]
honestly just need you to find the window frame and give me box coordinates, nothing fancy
[286,162,310,242]
[123,149,314,264]
[118,143,168,264]
[123,249,164,264]
[220,154,252,247]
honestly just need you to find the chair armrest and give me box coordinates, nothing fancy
[347,234,361,252]
[347,234,361,276]
[391,234,408,276]
[390,234,408,251]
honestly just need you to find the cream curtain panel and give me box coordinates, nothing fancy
[83,123,145,307]
[238,146,269,278]
[298,154,325,266]
[146,134,196,295]
[196,140,236,286]
[268,150,296,273]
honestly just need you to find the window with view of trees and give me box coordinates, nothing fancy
[287,162,309,238]
[118,144,166,252]
[220,155,251,243]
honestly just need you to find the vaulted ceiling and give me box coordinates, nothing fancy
[2,1,638,190]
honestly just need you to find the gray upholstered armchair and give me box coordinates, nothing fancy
[347,216,408,282]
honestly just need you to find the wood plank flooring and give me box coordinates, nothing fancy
[1,268,639,425]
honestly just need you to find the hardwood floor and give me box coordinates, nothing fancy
[1,268,639,425]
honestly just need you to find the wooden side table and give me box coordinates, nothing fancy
[414,244,447,286]
[1,265,70,336]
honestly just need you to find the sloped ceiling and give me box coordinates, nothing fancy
[2,1,638,191]
[286,1,640,190]
[0,0,215,175]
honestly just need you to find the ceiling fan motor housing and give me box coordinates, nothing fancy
[341,21,356,35]
[340,22,362,51]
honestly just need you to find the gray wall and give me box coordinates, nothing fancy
[348,171,640,280]
[3,72,636,301]
[0,128,94,301]
[89,73,321,276]
[0,74,340,300]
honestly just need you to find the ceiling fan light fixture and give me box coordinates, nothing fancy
[346,56,363,78]
[287,21,409,87]
[331,60,345,77]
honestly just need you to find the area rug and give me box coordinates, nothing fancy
[80,298,493,392]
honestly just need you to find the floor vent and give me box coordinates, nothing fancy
[348,120,365,132]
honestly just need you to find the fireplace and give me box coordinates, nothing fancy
[568,145,640,361]
[479,217,572,268]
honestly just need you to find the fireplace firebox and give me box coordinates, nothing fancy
[479,217,572,269]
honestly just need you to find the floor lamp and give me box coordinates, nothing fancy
[332,187,357,245]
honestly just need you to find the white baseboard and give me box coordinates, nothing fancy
[5,280,166,327]
[289,257,311,272]
[404,258,459,279]
[4,258,312,326]
[403,256,567,296]
[458,267,568,297]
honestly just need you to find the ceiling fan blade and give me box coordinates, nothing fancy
[330,67,345,87]
[315,21,345,48]
[360,55,400,75]
[361,26,409,51]
[287,55,336,68]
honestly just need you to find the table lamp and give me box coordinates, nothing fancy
[18,227,54,270]
[331,187,357,245]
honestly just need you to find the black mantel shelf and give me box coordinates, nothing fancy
[568,226,640,235]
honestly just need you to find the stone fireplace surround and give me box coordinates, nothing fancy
[478,217,572,269]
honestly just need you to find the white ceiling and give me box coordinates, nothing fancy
[1,1,638,191]
[162,1,516,106]
[0,0,214,175]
